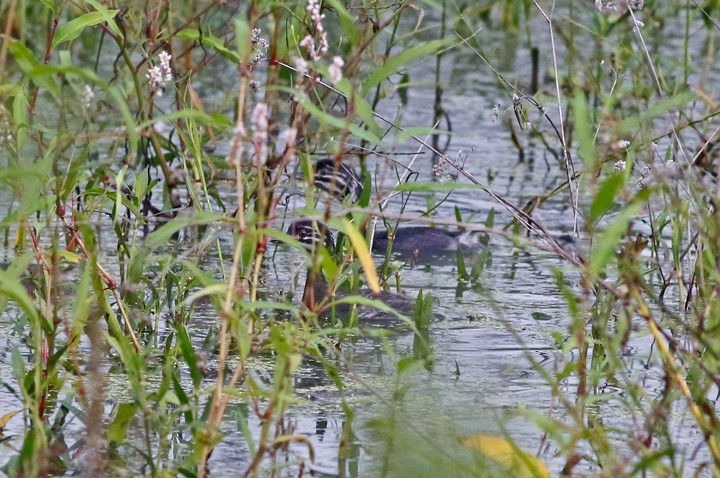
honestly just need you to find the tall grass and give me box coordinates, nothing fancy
[0,0,719,476]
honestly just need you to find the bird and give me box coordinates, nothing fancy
[372,225,485,259]
[310,159,482,259]
[312,158,364,203]
[283,220,420,321]
[285,219,335,251]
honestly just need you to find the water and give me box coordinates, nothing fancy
[1,3,718,477]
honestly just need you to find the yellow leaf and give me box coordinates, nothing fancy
[341,219,380,294]
[0,410,21,431]
[459,434,550,478]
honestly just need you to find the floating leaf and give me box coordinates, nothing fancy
[532,312,552,321]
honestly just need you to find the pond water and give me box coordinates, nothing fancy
[0,3,718,477]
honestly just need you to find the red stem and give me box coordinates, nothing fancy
[29,16,58,114]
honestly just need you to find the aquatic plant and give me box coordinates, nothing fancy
[0,0,718,476]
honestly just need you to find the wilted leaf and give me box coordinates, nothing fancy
[0,410,21,432]
[459,434,550,478]
[340,219,379,293]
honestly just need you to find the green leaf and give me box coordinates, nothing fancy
[300,93,382,145]
[0,84,20,96]
[588,173,623,223]
[323,0,358,43]
[0,267,40,324]
[177,29,241,64]
[71,263,93,339]
[358,171,372,208]
[107,403,138,445]
[393,181,486,192]
[331,78,382,139]
[456,249,469,281]
[618,92,697,134]
[113,166,127,223]
[25,63,139,147]
[234,18,251,61]
[361,38,454,96]
[398,73,410,106]
[12,86,28,151]
[146,211,225,248]
[11,348,26,386]
[7,40,60,98]
[574,92,595,164]
[135,109,233,131]
[52,10,119,48]
[414,290,434,330]
[176,323,202,389]
[588,190,650,277]
[39,0,59,14]
[134,168,149,200]
[83,0,123,37]
[396,127,451,141]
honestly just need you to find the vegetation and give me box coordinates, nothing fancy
[0,0,719,476]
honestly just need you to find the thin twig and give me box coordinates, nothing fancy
[531,0,578,235]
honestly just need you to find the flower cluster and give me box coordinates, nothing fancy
[300,0,328,61]
[328,56,344,84]
[251,28,269,50]
[80,85,95,110]
[251,103,269,165]
[616,139,631,150]
[0,116,11,142]
[432,150,463,181]
[595,0,644,13]
[293,57,308,77]
[146,51,173,96]
[249,27,269,70]
[491,104,501,123]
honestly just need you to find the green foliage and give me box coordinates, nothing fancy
[0,0,719,476]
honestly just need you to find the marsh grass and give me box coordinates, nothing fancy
[0,0,719,476]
